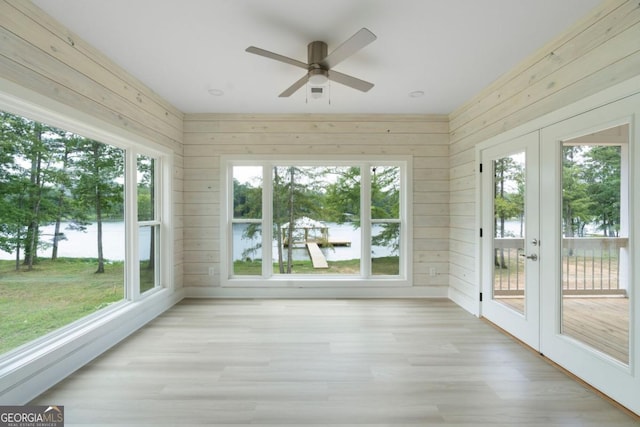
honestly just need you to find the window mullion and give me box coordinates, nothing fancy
[262,163,273,278]
[125,149,140,301]
[361,164,372,278]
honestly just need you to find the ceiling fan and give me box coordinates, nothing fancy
[245,28,377,97]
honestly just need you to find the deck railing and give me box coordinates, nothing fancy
[493,237,628,296]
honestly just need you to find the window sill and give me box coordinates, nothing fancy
[0,288,182,404]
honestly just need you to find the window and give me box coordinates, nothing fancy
[137,154,160,294]
[225,158,410,284]
[0,110,167,357]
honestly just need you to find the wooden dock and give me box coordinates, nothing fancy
[306,242,328,268]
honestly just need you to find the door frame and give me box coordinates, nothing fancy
[539,96,639,414]
[478,131,540,350]
[474,75,640,415]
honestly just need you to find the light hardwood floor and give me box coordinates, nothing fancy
[32,299,639,426]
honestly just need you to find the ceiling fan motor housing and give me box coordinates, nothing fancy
[308,41,328,67]
[307,41,329,85]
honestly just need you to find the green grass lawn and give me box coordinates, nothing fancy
[0,258,124,355]
[1,255,397,356]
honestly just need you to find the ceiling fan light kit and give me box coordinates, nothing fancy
[308,68,329,86]
[246,28,376,98]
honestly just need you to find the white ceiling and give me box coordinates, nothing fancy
[33,0,602,115]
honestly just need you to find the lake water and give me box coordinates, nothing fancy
[234,222,394,262]
[0,221,149,261]
[0,221,394,262]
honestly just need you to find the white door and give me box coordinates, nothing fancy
[480,131,540,349]
[540,95,639,415]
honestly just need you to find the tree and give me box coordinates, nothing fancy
[50,133,83,260]
[0,113,25,266]
[233,178,262,219]
[493,157,524,268]
[562,145,621,238]
[73,139,124,273]
[324,166,361,224]
[232,176,263,263]
[0,113,63,269]
[582,146,621,237]
[272,166,324,273]
[562,146,592,241]
[0,175,30,270]
[371,166,400,253]
[137,156,155,270]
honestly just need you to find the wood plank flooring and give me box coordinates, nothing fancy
[32,299,639,426]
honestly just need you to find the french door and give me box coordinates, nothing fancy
[480,94,639,415]
[539,96,638,415]
[480,131,540,350]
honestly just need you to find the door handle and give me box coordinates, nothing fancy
[519,253,538,261]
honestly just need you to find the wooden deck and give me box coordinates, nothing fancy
[497,296,629,364]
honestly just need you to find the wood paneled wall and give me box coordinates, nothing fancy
[4,0,637,307]
[448,0,640,311]
[0,0,184,289]
[183,114,449,295]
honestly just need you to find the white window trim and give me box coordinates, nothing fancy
[0,77,178,404]
[220,155,413,288]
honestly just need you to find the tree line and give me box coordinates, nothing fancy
[0,112,125,272]
[493,145,622,240]
[233,165,400,273]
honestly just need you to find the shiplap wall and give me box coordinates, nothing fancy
[448,0,640,312]
[183,114,449,296]
[0,0,184,289]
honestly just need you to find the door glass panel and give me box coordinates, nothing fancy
[492,152,526,314]
[561,125,630,364]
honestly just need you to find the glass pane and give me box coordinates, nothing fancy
[561,125,629,364]
[233,223,262,275]
[272,166,360,275]
[492,153,526,314]
[372,223,400,275]
[137,155,155,221]
[232,165,262,276]
[139,225,157,293]
[233,166,262,219]
[371,166,399,219]
[0,111,125,355]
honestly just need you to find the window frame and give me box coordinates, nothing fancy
[221,155,412,288]
[135,154,162,296]
[0,84,174,364]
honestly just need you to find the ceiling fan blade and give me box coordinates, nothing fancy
[279,73,309,97]
[328,70,374,92]
[320,28,377,69]
[246,46,308,69]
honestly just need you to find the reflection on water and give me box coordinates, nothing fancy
[234,222,394,262]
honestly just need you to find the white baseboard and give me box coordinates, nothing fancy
[184,285,448,299]
[448,287,479,316]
